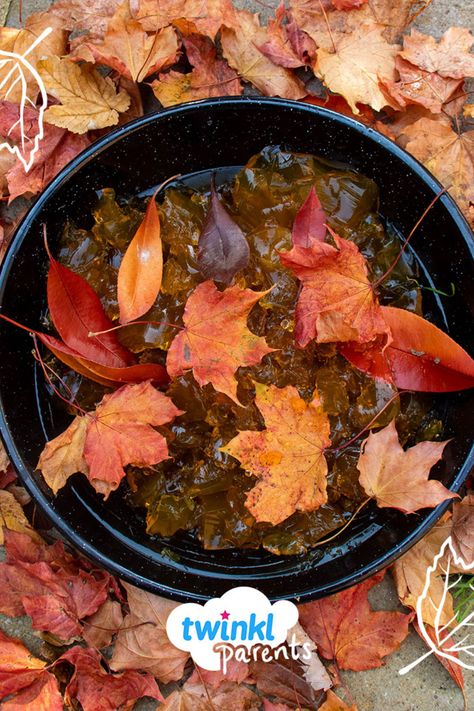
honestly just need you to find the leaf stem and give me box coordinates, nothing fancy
[330,390,411,453]
[311,498,371,547]
[373,189,446,289]
[88,319,184,338]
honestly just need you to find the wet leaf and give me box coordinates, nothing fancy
[280,227,389,347]
[47,253,134,367]
[291,186,327,247]
[340,306,474,391]
[167,280,274,404]
[38,381,182,498]
[222,383,331,525]
[357,418,456,513]
[118,193,163,324]
[197,183,250,284]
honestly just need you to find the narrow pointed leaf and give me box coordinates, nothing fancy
[37,333,168,387]
[292,186,327,247]
[340,306,474,392]
[197,185,250,285]
[47,255,134,367]
[118,195,163,324]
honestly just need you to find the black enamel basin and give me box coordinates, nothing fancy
[0,97,472,602]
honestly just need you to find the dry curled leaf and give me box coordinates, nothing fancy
[314,23,399,113]
[38,56,131,134]
[110,582,189,682]
[401,27,474,79]
[299,570,412,670]
[320,690,358,711]
[357,419,456,513]
[221,9,306,100]
[401,116,474,228]
[48,0,121,36]
[0,11,67,104]
[256,2,306,69]
[221,383,331,525]
[381,56,463,113]
[0,530,113,641]
[392,513,456,627]
[167,280,274,404]
[280,227,389,347]
[151,30,242,107]
[451,494,474,566]
[0,102,90,200]
[0,489,42,544]
[74,4,179,82]
[83,599,124,649]
[0,630,63,711]
[58,646,163,711]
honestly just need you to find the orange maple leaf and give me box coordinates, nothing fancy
[38,382,182,498]
[357,419,457,513]
[166,280,274,404]
[280,227,390,347]
[221,383,331,525]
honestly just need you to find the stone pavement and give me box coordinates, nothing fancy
[3,0,474,708]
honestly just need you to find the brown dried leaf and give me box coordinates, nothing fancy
[314,23,399,112]
[110,582,189,682]
[74,4,179,82]
[392,513,456,627]
[221,10,306,99]
[401,115,474,228]
[401,27,474,79]
[451,494,474,565]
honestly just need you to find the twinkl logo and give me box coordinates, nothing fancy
[166,587,299,671]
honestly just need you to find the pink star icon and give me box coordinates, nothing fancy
[220,610,230,620]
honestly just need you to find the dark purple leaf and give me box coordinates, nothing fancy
[198,185,250,284]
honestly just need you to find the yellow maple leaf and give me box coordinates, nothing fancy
[221,383,331,525]
[37,56,131,134]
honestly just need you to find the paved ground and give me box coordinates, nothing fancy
[2,0,474,709]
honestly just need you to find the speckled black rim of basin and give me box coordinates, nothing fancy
[0,97,472,603]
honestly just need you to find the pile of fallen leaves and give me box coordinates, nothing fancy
[0,0,473,709]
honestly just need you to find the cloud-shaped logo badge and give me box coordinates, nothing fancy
[166,586,299,671]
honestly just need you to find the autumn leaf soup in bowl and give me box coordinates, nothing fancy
[0,98,472,602]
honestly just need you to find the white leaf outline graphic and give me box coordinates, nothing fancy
[0,26,52,172]
[399,535,474,675]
